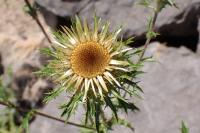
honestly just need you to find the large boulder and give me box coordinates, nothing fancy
[36,0,200,41]
[197,18,200,54]
[130,43,200,133]
[0,0,53,109]
[0,34,53,109]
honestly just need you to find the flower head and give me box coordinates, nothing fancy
[41,15,143,131]
[48,16,133,101]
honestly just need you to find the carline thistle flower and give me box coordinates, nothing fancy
[47,16,133,101]
[42,15,142,130]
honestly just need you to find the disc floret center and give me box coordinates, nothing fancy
[70,41,110,78]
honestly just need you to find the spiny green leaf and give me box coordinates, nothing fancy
[23,5,31,14]
[0,81,13,101]
[104,96,118,121]
[111,89,127,103]
[107,117,134,132]
[95,101,100,133]
[85,98,91,125]
[181,121,189,133]
[140,56,155,62]
[35,67,54,77]
[147,31,159,39]
[117,118,134,131]
[111,88,139,113]
[40,47,55,57]
[60,92,82,120]
[0,86,8,101]
[139,0,151,7]
[147,16,153,31]
[122,70,145,78]
[21,112,33,133]
[117,98,128,113]
[6,66,13,77]
[124,37,134,45]
[43,87,65,103]
[0,108,23,133]
[23,3,37,17]
[120,86,137,97]
[128,62,144,69]
[117,98,139,113]
[53,31,71,46]
[123,79,143,93]
[131,48,144,55]
[157,0,178,11]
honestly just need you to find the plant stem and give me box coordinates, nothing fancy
[0,100,95,131]
[126,10,158,93]
[24,0,52,44]
[138,11,158,62]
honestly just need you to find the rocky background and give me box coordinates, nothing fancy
[0,0,200,133]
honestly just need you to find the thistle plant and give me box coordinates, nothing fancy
[37,0,177,132]
[40,15,143,132]
[0,0,173,132]
[0,0,179,132]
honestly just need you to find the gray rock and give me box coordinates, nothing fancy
[0,35,53,109]
[36,0,200,40]
[131,44,200,133]
[0,0,56,127]
[0,0,54,109]
[30,93,81,133]
[198,18,200,54]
